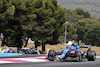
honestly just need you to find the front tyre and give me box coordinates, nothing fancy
[48,50,56,61]
[75,51,82,62]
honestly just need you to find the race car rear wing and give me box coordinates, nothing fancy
[79,45,91,48]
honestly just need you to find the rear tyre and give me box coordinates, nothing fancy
[87,51,96,61]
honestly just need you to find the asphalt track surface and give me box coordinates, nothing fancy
[0,54,100,67]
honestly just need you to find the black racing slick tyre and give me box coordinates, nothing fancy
[87,51,96,61]
[48,50,56,61]
[75,51,82,62]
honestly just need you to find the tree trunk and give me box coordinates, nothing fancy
[42,43,45,51]
[1,36,6,46]
[78,40,79,45]
[24,38,29,47]
[34,41,38,49]
[1,39,4,46]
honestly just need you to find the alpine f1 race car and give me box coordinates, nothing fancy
[47,44,96,62]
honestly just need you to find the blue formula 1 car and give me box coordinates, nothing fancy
[47,44,96,62]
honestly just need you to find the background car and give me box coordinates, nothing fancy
[18,47,46,54]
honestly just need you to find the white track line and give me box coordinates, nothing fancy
[10,57,48,62]
[96,56,100,58]
[0,56,48,64]
[0,61,13,64]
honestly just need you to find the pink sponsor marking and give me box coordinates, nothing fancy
[0,59,32,63]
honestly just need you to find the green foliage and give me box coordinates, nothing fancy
[0,0,27,48]
[75,18,100,43]
[84,25,100,46]
[75,8,84,15]
[75,20,87,41]
[5,5,15,16]
[84,11,90,18]
[31,0,66,44]
[63,8,91,42]
[64,8,90,23]
[0,0,66,48]
[67,23,77,40]
[1,0,100,47]
[63,7,100,46]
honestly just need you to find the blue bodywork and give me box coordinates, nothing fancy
[60,44,81,59]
